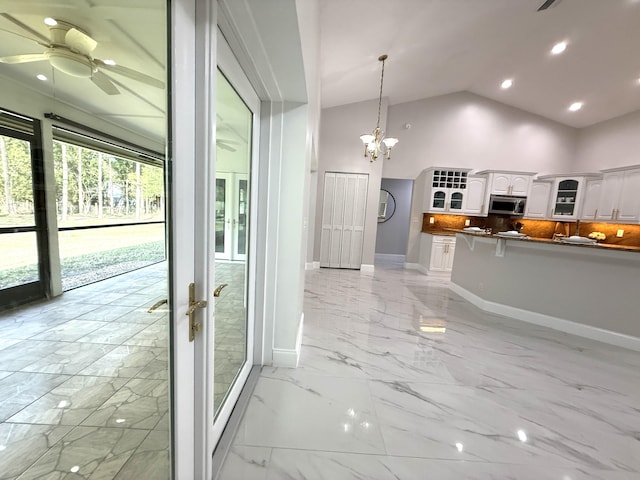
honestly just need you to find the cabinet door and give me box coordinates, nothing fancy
[551,179,579,219]
[617,169,640,222]
[580,179,602,220]
[490,174,511,194]
[596,172,624,221]
[444,243,456,271]
[429,242,447,272]
[524,181,551,218]
[450,191,463,211]
[463,177,486,215]
[431,190,447,211]
[510,175,531,196]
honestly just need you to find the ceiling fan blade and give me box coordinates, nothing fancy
[217,141,236,152]
[0,53,47,64]
[537,0,559,11]
[0,13,50,45]
[0,25,49,47]
[91,70,120,95]
[65,28,97,55]
[95,59,165,89]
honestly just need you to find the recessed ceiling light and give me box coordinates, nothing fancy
[103,59,117,66]
[501,79,513,89]
[568,102,583,112]
[551,41,567,55]
[36,74,48,81]
[44,17,57,26]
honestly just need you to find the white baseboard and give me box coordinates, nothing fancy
[305,262,320,270]
[449,282,640,352]
[374,253,406,262]
[272,313,304,368]
[404,262,429,275]
[360,264,375,273]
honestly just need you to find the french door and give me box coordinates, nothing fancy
[170,6,260,476]
[215,172,249,261]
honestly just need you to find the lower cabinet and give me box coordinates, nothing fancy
[419,234,456,274]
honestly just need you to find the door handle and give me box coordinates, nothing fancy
[213,283,228,297]
[186,282,207,342]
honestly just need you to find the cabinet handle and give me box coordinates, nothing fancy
[594,209,597,220]
[611,209,615,219]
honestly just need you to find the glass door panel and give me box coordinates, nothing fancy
[215,177,227,255]
[0,129,48,306]
[213,69,252,416]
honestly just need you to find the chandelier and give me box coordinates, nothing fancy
[360,54,399,162]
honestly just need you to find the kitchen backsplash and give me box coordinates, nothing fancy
[422,213,640,247]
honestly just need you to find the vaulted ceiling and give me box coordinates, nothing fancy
[320,0,640,128]
[1,0,639,142]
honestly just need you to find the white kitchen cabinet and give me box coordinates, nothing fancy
[422,167,471,214]
[546,174,601,220]
[595,166,640,223]
[478,170,535,196]
[524,180,552,218]
[462,175,487,215]
[580,178,603,220]
[477,170,535,217]
[419,234,456,274]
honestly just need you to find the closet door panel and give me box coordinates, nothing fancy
[320,173,336,267]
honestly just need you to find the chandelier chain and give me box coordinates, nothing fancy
[376,57,385,129]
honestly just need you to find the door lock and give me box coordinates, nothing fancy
[186,282,207,342]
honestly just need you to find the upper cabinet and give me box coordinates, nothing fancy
[580,177,603,220]
[546,174,601,221]
[478,170,535,197]
[422,168,471,214]
[596,166,640,223]
[462,175,487,215]
[524,180,552,219]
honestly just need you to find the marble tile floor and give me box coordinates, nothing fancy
[218,260,640,480]
[0,263,171,480]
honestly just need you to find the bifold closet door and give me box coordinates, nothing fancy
[320,172,368,269]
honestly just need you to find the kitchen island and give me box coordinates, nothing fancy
[450,231,640,351]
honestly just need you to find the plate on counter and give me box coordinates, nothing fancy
[496,231,528,239]
[559,236,597,245]
[463,227,484,232]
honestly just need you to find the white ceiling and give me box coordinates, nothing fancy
[320,0,640,128]
[0,0,167,143]
[1,0,639,140]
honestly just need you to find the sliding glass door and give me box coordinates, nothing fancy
[0,114,49,308]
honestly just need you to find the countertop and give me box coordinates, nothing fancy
[450,229,640,253]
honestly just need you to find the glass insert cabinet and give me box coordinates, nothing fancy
[423,168,470,213]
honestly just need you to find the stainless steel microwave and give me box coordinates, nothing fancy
[488,194,526,216]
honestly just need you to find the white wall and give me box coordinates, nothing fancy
[382,92,579,180]
[576,109,640,172]
[314,98,386,267]
[295,0,322,268]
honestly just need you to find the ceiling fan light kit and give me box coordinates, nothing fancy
[47,48,93,78]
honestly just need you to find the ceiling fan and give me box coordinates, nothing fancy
[216,139,240,152]
[0,18,164,95]
[537,0,561,11]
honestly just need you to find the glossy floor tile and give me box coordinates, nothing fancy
[219,259,640,479]
[0,263,171,480]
